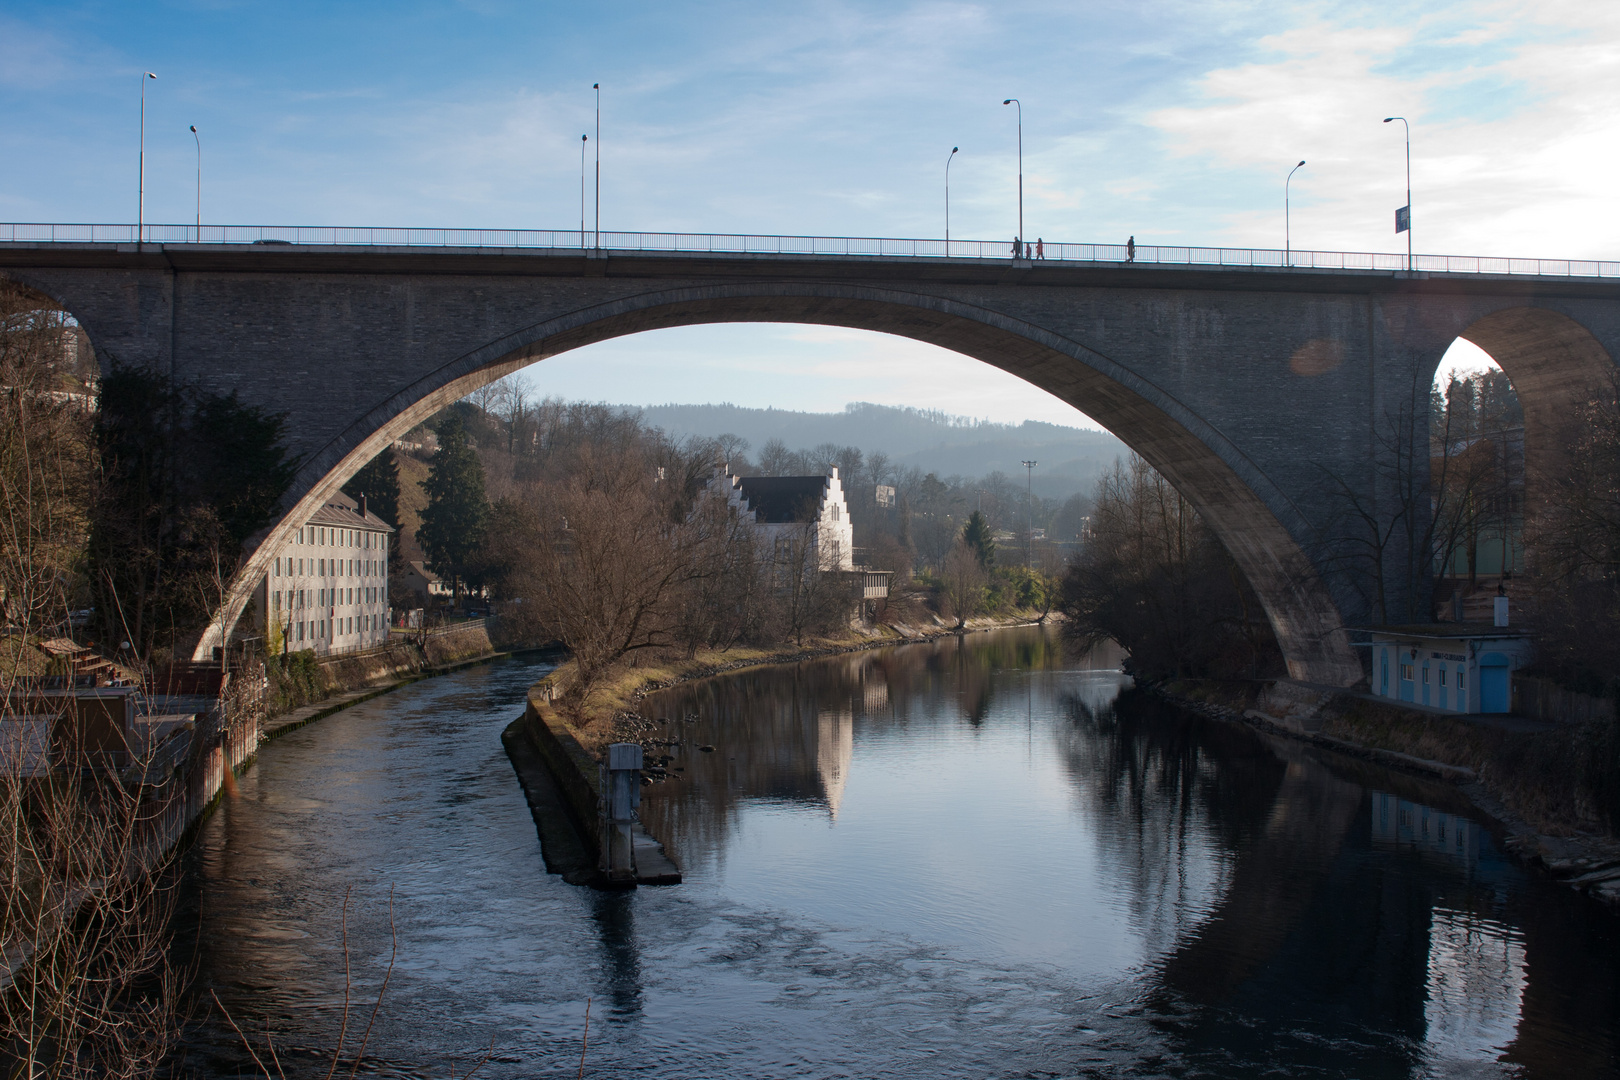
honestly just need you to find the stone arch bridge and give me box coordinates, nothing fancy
[3,236,1617,683]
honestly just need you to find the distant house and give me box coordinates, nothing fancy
[708,464,854,571]
[259,491,393,656]
[399,560,453,608]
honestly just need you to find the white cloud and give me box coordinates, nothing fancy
[1143,4,1620,257]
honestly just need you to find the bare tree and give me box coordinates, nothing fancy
[756,438,792,476]
[0,281,188,1077]
[1058,454,1278,679]
[510,446,721,711]
[713,432,751,470]
[940,538,988,629]
[767,522,851,645]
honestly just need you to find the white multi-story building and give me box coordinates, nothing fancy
[708,465,854,571]
[259,491,394,655]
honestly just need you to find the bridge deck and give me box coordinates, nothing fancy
[3,222,1617,282]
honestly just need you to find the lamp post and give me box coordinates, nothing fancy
[138,71,156,244]
[1002,99,1021,253]
[1383,116,1411,271]
[580,134,588,248]
[1285,159,1305,267]
[593,83,601,249]
[945,146,958,252]
[1021,459,1037,566]
[190,125,201,241]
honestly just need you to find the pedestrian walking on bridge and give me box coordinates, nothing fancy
[1126,236,1136,262]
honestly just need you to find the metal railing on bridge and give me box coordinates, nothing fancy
[3,222,1617,280]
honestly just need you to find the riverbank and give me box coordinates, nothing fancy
[1151,678,1620,911]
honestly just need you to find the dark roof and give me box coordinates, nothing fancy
[1351,623,1532,640]
[307,489,395,533]
[735,476,828,523]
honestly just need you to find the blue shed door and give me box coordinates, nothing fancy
[1380,650,1389,696]
[1480,653,1510,713]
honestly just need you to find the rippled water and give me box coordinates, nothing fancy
[182,631,1620,1078]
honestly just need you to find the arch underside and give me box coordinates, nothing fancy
[200,282,1362,685]
[1459,306,1617,486]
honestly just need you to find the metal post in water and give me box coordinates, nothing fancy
[600,742,642,883]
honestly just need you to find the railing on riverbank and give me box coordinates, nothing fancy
[4,222,1618,280]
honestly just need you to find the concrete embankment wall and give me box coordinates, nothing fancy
[312,624,495,696]
[505,681,603,862]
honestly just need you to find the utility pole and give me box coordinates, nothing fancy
[1021,460,1037,566]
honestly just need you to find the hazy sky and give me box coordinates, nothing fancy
[4,1,1608,424]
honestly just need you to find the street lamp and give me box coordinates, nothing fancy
[138,71,156,244]
[190,125,201,241]
[1021,459,1037,566]
[593,83,601,249]
[1384,116,1411,271]
[1003,99,1022,254]
[580,134,588,248]
[1285,160,1305,267]
[945,146,958,252]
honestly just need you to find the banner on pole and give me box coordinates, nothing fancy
[1395,205,1411,234]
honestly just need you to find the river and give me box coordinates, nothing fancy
[181,629,1620,1078]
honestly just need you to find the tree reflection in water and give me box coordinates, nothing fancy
[644,629,1620,1078]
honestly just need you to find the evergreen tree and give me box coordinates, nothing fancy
[89,364,296,657]
[416,412,489,605]
[342,446,403,571]
[962,509,996,568]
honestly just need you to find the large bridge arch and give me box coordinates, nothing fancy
[200,280,1361,684]
[1456,307,1616,485]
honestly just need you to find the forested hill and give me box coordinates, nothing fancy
[637,401,1128,499]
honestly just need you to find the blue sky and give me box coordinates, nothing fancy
[4,1,1613,425]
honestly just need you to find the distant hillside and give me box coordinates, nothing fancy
[636,401,1127,500]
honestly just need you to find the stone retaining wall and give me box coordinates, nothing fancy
[510,689,602,856]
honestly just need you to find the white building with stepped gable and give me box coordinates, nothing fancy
[707,464,855,572]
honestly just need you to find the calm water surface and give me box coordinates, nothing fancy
[182,631,1620,1078]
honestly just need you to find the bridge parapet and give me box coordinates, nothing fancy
[4,223,1618,281]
